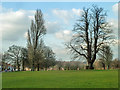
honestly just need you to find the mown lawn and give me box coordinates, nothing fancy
[2,70,118,88]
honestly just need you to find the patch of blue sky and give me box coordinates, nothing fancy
[2,2,117,18]
[1,2,118,60]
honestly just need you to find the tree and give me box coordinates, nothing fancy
[35,39,45,71]
[98,45,113,70]
[1,53,7,71]
[70,61,81,70]
[97,59,106,70]
[42,46,56,70]
[3,45,22,71]
[57,61,63,70]
[66,5,112,69]
[111,58,120,69]
[21,47,29,71]
[64,62,71,70]
[27,10,46,71]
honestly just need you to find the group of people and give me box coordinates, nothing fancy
[0,65,17,72]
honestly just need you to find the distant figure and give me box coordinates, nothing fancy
[61,67,64,71]
[77,68,80,70]
[5,69,7,72]
[0,66,1,72]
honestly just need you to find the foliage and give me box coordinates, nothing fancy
[27,9,46,71]
[2,45,30,71]
[2,45,23,71]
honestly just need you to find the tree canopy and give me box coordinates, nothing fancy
[66,5,113,69]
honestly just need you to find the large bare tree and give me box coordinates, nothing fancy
[27,10,46,71]
[66,5,112,69]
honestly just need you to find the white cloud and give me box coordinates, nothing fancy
[0,7,35,41]
[107,18,118,37]
[47,42,70,61]
[52,9,73,24]
[105,17,118,58]
[45,21,61,34]
[52,8,83,24]
[44,35,71,61]
[72,8,83,16]
[55,30,72,41]
[24,32,28,39]
[55,32,64,39]
[53,47,70,60]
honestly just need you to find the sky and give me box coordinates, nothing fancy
[0,2,119,61]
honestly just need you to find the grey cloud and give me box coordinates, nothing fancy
[0,9,35,41]
[45,21,62,34]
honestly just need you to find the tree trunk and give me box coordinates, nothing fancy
[32,63,34,71]
[16,59,20,71]
[102,63,105,70]
[17,61,20,71]
[87,62,94,69]
[68,67,69,70]
[107,65,110,70]
[32,59,35,71]
[14,66,16,71]
[2,64,4,71]
[18,64,20,71]
[89,63,94,69]
[104,66,105,70]
[103,64,105,70]
[22,60,25,71]
[59,67,61,70]
[37,64,39,71]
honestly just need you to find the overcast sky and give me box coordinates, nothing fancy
[0,2,119,61]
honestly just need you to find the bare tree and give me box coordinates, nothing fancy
[111,58,120,69]
[64,62,71,70]
[27,10,46,71]
[40,46,56,70]
[97,59,106,70]
[35,39,45,71]
[57,61,63,70]
[21,47,29,71]
[3,45,22,71]
[66,5,112,69]
[98,45,113,70]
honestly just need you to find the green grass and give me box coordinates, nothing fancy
[2,70,118,88]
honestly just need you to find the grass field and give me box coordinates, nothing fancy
[2,70,118,88]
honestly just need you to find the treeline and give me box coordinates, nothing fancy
[56,61,85,70]
[2,10,56,71]
[1,5,120,71]
[56,59,120,70]
[94,58,120,70]
[2,45,56,71]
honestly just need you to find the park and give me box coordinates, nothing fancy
[0,2,119,89]
[2,70,118,88]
